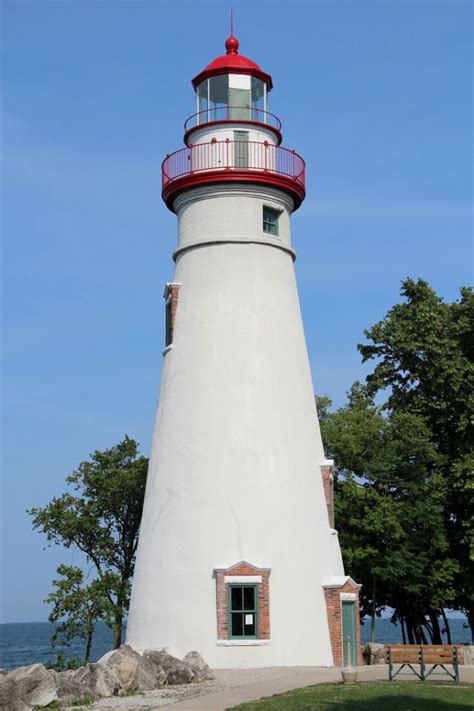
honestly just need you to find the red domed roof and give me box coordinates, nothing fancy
[192,36,273,91]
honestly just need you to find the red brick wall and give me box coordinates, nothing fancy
[164,284,180,346]
[320,465,334,528]
[215,562,271,640]
[323,581,361,667]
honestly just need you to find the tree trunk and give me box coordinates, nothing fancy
[440,608,452,644]
[113,610,123,649]
[406,619,415,644]
[370,576,376,643]
[401,617,407,645]
[85,626,93,662]
[428,610,442,644]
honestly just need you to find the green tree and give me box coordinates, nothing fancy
[46,564,112,662]
[359,279,474,640]
[318,383,458,644]
[29,436,148,649]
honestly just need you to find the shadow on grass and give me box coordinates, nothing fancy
[308,692,471,711]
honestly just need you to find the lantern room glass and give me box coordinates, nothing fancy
[196,76,268,125]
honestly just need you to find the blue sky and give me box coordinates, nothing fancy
[1,0,472,623]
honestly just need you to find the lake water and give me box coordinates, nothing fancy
[0,618,471,670]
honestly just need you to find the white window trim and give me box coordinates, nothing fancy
[224,575,262,584]
[340,592,357,601]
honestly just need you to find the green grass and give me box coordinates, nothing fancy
[229,681,474,710]
[71,696,94,707]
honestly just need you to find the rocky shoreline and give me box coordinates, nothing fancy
[0,645,213,710]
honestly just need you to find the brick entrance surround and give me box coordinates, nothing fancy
[323,577,362,666]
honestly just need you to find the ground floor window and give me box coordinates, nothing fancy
[214,562,271,641]
[228,584,258,639]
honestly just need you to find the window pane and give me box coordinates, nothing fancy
[231,587,243,611]
[229,88,251,120]
[251,78,265,122]
[244,614,256,636]
[209,75,228,120]
[243,586,255,611]
[197,81,208,121]
[263,207,279,236]
[231,612,243,636]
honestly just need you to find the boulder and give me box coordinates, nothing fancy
[0,663,57,710]
[73,662,121,698]
[54,669,90,705]
[104,644,160,691]
[362,642,386,665]
[144,650,195,684]
[182,651,213,681]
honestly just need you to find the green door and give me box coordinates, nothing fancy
[234,131,249,168]
[229,88,251,120]
[342,601,357,666]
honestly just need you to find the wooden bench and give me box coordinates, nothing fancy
[385,644,462,683]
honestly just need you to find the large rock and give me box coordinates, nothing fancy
[144,650,196,685]
[104,645,162,690]
[53,669,90,705]
[73,662,121,698]
[362,642,386,665]
[0,663,57,710]
[182,651,213,681]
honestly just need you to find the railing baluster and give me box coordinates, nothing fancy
[162,140,304,191]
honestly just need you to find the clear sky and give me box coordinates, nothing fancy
[1,0,472,623]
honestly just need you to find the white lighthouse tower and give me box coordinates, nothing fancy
[127,31,361,669]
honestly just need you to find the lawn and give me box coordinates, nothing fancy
[229,681,474,710]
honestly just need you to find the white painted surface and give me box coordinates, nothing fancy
[224,575,262,584]
[229,73,251,89]
[189,124,278,147]
[126,182,346,667]
[173,185,293,258]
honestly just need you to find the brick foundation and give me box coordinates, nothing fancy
[214,561,271,640]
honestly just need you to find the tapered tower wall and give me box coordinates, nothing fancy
[126,184,345,666]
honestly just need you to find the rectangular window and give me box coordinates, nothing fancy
[228,584,258,639]
[165,298,173,347]
[263,206,279,236]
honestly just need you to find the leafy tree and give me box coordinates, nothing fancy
[29,436,148,649]
[359,279,474,640]
[45,565,111,662]
[318,384,456,644]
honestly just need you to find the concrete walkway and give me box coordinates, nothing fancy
[158,664,474,711]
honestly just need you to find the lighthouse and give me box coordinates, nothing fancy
[126,31,361,669]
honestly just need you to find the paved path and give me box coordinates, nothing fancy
[158,664,474,711]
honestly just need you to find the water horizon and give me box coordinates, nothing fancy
[1,617,471,671]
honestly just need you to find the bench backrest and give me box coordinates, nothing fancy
[385,644,463,664]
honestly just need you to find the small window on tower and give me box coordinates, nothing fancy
[165,298,173,347]
[262,206,279,236]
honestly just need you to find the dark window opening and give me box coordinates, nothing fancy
[228,584,258,639]
[263,206,279,236]
[165,298,173,347]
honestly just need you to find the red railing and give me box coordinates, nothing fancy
[184,107,282,132]
[162,140,305,189]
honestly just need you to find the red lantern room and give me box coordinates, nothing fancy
[162,34,306,211]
